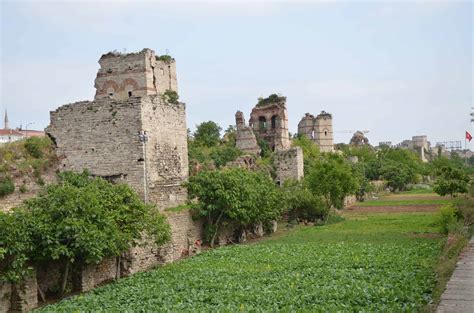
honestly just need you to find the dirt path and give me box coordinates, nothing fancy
[438,238,474,312]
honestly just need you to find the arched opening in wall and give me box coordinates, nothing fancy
[311,129,315,139]
[271,115,278,129]
[324,129,328,136]
[259,117,267,130]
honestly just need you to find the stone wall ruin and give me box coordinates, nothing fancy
[298,111,334,152]
[94,48,177,101]
[248,98,290,151]
[235,111,260,155]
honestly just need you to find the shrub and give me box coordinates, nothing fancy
[452,197,474,228]
[256,94,286,107]
[1,171,170,289]
[185,168,284,247]
[305,154,358,209]
[434,166,470,198]
[437,205,458,234]
[283,181,328,222]
[0,209,34,283]
[24,137,44,159]
[193,121,221,148]
[156,55,173,63]
[209,146,242,168]
[0,176,15,197]
[162,90,179,104]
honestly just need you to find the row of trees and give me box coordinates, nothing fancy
[340,143,471,197]
[186,121,472,244]
[0,171,170,296]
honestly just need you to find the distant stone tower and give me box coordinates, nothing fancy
[94,48,177,101]
[314,111,334,152]
[3,110,9,130]
[297,111,334,152]
[235,111,260,155]
[248,95,291,151]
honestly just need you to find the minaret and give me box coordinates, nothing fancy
[4,110,9,130]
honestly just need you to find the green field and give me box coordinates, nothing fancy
[37,211,446,312]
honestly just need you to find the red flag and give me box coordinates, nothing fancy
[466,131,472,142]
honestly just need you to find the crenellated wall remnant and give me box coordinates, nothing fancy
[94,48,177,101]
[298,111,334,152]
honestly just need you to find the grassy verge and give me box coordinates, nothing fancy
[37,212,445,312]
[425,234,469,312]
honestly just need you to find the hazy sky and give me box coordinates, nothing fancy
[1,0,472,146]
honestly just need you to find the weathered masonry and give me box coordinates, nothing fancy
[298,111,334,152]
[249,96,291,151]
[235,95,304,184]
[47,49,187,209]
[235,110,260,155]
[94,48,178,101]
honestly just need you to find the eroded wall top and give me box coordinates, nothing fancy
[94,48,177,101]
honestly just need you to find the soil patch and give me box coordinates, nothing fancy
[406,233,443,239]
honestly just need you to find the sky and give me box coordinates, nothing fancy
[0,0,472,146]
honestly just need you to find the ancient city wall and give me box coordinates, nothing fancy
[46,95,188,210]
[274,147,304,185]
[0,210,204,312]
[140,96,188,209]
[46,97,147,200]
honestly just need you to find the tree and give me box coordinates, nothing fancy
[434,166,470,197]
[223,125,237,147]
[0,208,34,284]
[194,121,222,147]
[380,161,414,192]
[305,154,358,209]
[209,146,242,168]
[13,171,170,294]
[185,168,284,247]
[282,180,327,222]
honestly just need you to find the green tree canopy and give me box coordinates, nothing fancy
[193,121,222,147]
[305,154,358,209]
[0,171,170,289]
[433,166,470,197]
[185,168,284,247]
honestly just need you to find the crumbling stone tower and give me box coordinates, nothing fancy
[298,111,334,152]
[235,111,260,155]
[94,48,177,101]
[248,95,290,151]
[47,48,188,209]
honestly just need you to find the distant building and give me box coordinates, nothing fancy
[350,131,370,146]
[0,110,24,144]
[0,110,45,145]
[396,135,431,162]
[378,141,392,148]
[297,111,334,152]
